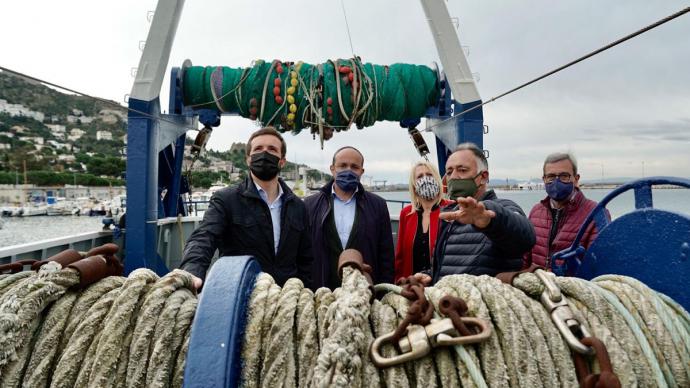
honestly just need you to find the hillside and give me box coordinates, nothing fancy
[0,70,127,185]
[0,70,330,189]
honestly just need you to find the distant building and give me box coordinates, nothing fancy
[46,124,66,133]
[58,154,76,163]
[0,143,11,150]
[19,136,44,145]
[47,140,68,150]
[0,99,45,122]
[96,130,113,141]
[68,128,85,141]
[209,160,234,173]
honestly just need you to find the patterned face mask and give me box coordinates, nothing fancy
[414,176,440,201]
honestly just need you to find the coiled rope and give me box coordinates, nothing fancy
[240,268,690,388]
[0,265,196,388]
[1,260,688,387]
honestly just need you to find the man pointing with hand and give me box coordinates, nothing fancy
[414,143,535,285]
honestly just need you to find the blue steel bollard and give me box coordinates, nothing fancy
[183,256,262,388]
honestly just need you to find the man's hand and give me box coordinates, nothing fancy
[412,272,432,286]
[439,196,496,228]
[191,274,203,290]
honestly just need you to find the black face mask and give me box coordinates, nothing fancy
[250,151,281,181]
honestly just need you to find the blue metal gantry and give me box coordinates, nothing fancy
[124,0,484,275]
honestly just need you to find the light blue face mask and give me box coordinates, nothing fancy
[335,170,360,192]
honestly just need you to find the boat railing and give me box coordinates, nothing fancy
[0,230,116,265]
[183,199,412,217]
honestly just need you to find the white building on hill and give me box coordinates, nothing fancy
[96,130,113,141]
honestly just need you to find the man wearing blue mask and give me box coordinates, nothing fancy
[524,152,605,273]
[305,146,394,289]
[414,142,535,285]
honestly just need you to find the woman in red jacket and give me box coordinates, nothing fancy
[394,162,451,283]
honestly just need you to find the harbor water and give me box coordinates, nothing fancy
[1,188,689,248]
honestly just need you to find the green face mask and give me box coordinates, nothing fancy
[447,173,482,199]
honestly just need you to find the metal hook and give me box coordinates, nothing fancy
[370,325,431,368]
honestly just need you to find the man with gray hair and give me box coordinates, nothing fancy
[524,152,605,275]
[415,142,535,284]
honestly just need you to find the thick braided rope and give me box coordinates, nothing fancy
[86,269,159,387]
[0,266,80,370]
[657,292,690,333]
[168,296,197,388]
[0,272,33,296]
[0,316,41,388]
[295,286,319,385]
[595,278,689,386]
[314,288,335,350]
[513,274,640,386]
[58,276,126,355]
[512,273,689,387]
[434,275,509,388]
[312,267,375,388]
[595,275,690,362]
[21,291,78,388]
[126,270,195,387]
[146,288,196,388]
[260,277,302,387]
[240,273,274,388]
[559,277,658,386]
[369,299,409,387]
[473,276,545,388]
[52,285,123,387]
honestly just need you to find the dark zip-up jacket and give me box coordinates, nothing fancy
[431,190,535,283]
[304,180,394,289]
[180,176,312,288]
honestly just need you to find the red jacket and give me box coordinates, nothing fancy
[524,189,603,270]
[394,200,451,282]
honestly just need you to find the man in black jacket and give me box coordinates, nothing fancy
[180,128,312,289]
[416,143,535,284]
[304,146,394,289]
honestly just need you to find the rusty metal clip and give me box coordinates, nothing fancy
[535,269,595,356]
[370,324,431,368]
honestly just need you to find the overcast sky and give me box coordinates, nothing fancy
[2,1,689,183]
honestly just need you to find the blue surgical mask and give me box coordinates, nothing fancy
[545,180,574,202]
[335,170,360,192]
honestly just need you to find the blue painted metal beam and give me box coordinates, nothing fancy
[125,98,170,276]
[184,256,261,388]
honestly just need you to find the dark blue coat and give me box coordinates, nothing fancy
[304,180,394,289]
[431,190,535,283]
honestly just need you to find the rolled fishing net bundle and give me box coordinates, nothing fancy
[182,58,440,141]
